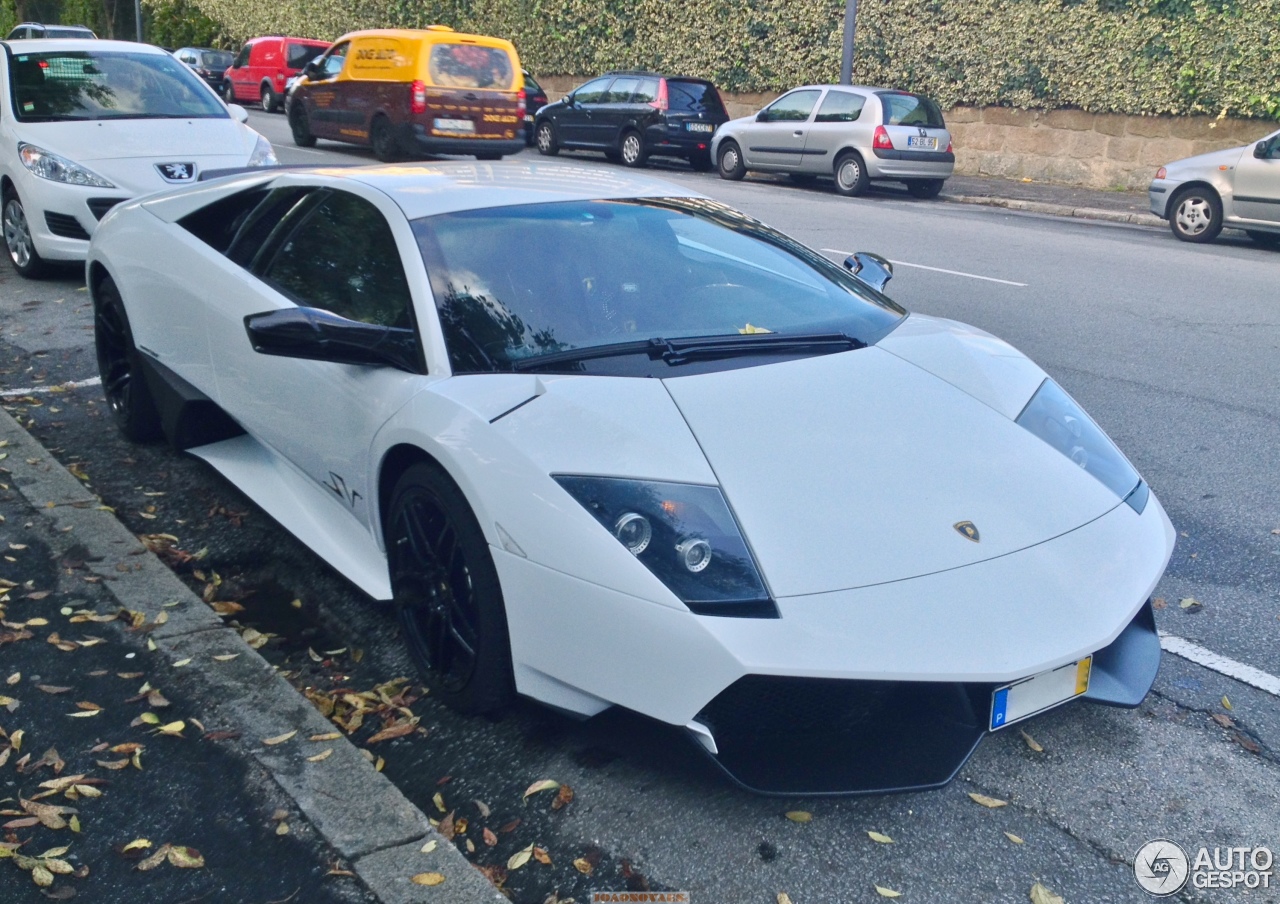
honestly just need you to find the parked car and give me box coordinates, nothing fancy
[224,35,330,112]
[288,26,526,162]
[6,23,96,40]
[86,160,1171,794]
[534,72,728,169]
[522,69,547,144]
[713,85,954,198]
[173,46,235,94]
[1149,127,1280,245]
[0,39,275,278]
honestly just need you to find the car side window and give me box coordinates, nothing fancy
[632,77,659,104]
[232,46,249,68]
[262,191,414,329]
[572,78,611,105]
[226,187,315,268]
[316,42,348,79]
[760,89,821,123]
[605,77,638,104]
[815,90,865,123]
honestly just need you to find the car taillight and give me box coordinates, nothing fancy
[411,80,427,115]
[649,78,668,111]
[873,126,894,150]
[517,87,526,117]
[1155,166,1167,180]
[946,138,953,153]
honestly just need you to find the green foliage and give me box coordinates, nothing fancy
[187,0,1280,119]
[143,0,228,48]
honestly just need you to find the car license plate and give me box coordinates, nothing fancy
[907,135,939,150]
[990,657,1091,731]
[434,118,474,133]
[685,122,714,133]
[524,114,533,122]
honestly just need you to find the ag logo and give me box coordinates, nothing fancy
[155,162,195,182]
[953,520,980,542]
[1134,839,1190,896]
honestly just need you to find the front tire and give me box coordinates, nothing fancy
[717,140,746,180]
[906,178,945,199]
[387,462,515,715]
[3,193,48,279]
[834,151,869,197]
[535,120,559,156]
[619,129,648,168]
[289,103,316,147]
[371,115,400,162]
[93,276,163,443]
[1169,186,1222,243]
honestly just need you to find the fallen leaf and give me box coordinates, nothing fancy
[1004,832,1025,844]
[551,784,574,811]
[420,840,438,854]
[507,844,534,870]
[32,863,54,887]
[37,685,72,695]
[136,844,172,871]
[532,846,551,865]
[96,759,129,770]
[168,846,204,868]
[1222,696,1232,710]
[122,838,152,853]
[778,895,793,904]
[574,857,594,875]
[867,831,894,844]
[1234,732,1262,754]
[437,811,456,841]
[172,658,192,668]
[5,671,17,685]
[307,749,333,763]
[411,872,445,886]
[483,828,498,847]
[1212,713,1235,728]
[785,810,812,823]
[276,822,289,836]
[1029,881,1064,904]
[366,717,419,744]
[211,653,240,662]
[432,792,446,813]
[473,799,490,818]
[522,779,559,800]
[1179,597,1201,610]
[875,886,902,898]
[155,721,185,737]
[1151,597,1167,609]
[75,701,102,712]
[309,732,341,742]
[1019,730,1043,753]
[262,730,297,746]
[968,792,1008,808]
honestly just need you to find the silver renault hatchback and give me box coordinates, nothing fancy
[712,85,953,198]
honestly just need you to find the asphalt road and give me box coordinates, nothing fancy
[0,110,1277,903]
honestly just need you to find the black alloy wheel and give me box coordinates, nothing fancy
[93,276,163,442]
[387,463,515,715]
[371,116,401,162]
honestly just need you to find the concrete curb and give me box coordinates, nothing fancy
[943,192,1165,227]
[0,408,504,904]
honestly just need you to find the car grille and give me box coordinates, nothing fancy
[87,198,125,220]
[44,212,90,241]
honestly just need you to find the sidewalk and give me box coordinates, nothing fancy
[942,173,1162,226]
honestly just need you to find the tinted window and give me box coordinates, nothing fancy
[605,77,638,104]
[761,89,820,123]
[632,77,659,104]
[201,50,233,69]
[233,45,249,68]
[286,42,323,69]
[815,90,864,123]
[46,27,94,38]
[7,50,227,122]
[523,71,543,93]
[572,77,611,104]
[428,43,514,90]
[667,79,723,114]
[181,186,272,253]
[879,92,945,128]
[413,199,904,374]
[315,42,347,79]
[264,191,413,328]
[227,187,314,268]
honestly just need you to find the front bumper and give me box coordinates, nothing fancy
[1149,178,1177,218]
[8,172,129,261]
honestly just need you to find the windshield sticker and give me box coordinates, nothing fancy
[739,323,774,334]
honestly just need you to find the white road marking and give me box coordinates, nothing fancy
[821,249,1028,287]
[1160,632,1280,699]
[1,376,102,398]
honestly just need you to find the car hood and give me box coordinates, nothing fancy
[1163,144,1246,177]
[662,340,1123,597]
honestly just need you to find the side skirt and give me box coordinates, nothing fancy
[137,355,244,451]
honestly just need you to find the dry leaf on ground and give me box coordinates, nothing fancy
[411,872,445,886]
[1029,882,1064,904]
[968,792,1008,808]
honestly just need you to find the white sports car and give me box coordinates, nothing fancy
[87,163,1174,794]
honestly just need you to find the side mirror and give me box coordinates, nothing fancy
[227,103,249,123]
[1255,140,1268,159]
[303,60,321,78]
[244,307,422,374]
[843,251,894,292]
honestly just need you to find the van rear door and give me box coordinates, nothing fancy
[422,41,522,144]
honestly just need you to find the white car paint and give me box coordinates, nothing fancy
[87,163,1174,788]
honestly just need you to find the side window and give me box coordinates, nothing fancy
[632,77,659,104]
[760,89,821,123]
[262,191,413,328]
[226,187,315,267]
[605,77,638,104]
[179,186,273,253]
[317,42,348,79]
[572,78,611,105]
[815,90,865,123]
[233,45,250,68]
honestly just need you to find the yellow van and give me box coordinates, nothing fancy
[288,26,526,161]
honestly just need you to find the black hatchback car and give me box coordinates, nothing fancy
[534,71,728,169]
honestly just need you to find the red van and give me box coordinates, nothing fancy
[224,35,331,112]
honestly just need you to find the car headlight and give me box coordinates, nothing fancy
[1017,379,1147,512]
[17,143,114,188]
[246,132,278,167]
[553,476,776,617]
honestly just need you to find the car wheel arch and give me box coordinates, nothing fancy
[376,443,490,552]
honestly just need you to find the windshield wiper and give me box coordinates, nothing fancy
[509,332,864,372]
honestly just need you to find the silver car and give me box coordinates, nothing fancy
[712,85,953,198]
[1149,127,1280,246]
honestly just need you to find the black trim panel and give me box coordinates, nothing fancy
[1234,195,1280,205]
[1148,186,1167,194]
[137,355,246,451]
[747,146,826,156]
[44,211,89,240]
[872,148,955,162]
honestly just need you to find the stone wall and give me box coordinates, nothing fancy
[534,76,1277,191]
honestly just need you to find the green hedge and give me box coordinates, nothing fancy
[189,0,1280,119]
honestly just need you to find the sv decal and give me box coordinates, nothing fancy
[324,472,363,508]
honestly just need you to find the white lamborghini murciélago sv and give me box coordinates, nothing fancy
[87,163,1174,794]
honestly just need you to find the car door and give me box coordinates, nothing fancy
[802,88,867,173]
[741,89,821,170]
[228,44,250,100]
[1232,130,1280,225]
[207,183,430,531]
[595,75,638,147]
[301,41,350,140]
[557,77,611,146]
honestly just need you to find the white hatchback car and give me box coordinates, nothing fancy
[0,39,276,277]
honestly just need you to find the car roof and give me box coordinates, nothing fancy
[1,38,167,53]
[603,71,714,83]
[282,162,708,221]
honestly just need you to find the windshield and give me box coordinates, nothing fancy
[7,49,226,121]
[668,79,724,115]
[413,198,905,374]
[200,50,233,69]
[285,42,324,69]
[879,92,945,128]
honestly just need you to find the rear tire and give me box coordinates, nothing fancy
[93,276,163,443]
[371,115,400,162]
[260,83,277,113]
[1169,186,1222,243]
[387,462,515,716]
[834,151,869,197]
[2,192,48,279]
[619,129,648,168]
[223,82,236,103]
[906,178,945,199]
[1245,229,1280,249]
[717,140,746,181]
[535,120,559,156]
[288,104,316,148]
